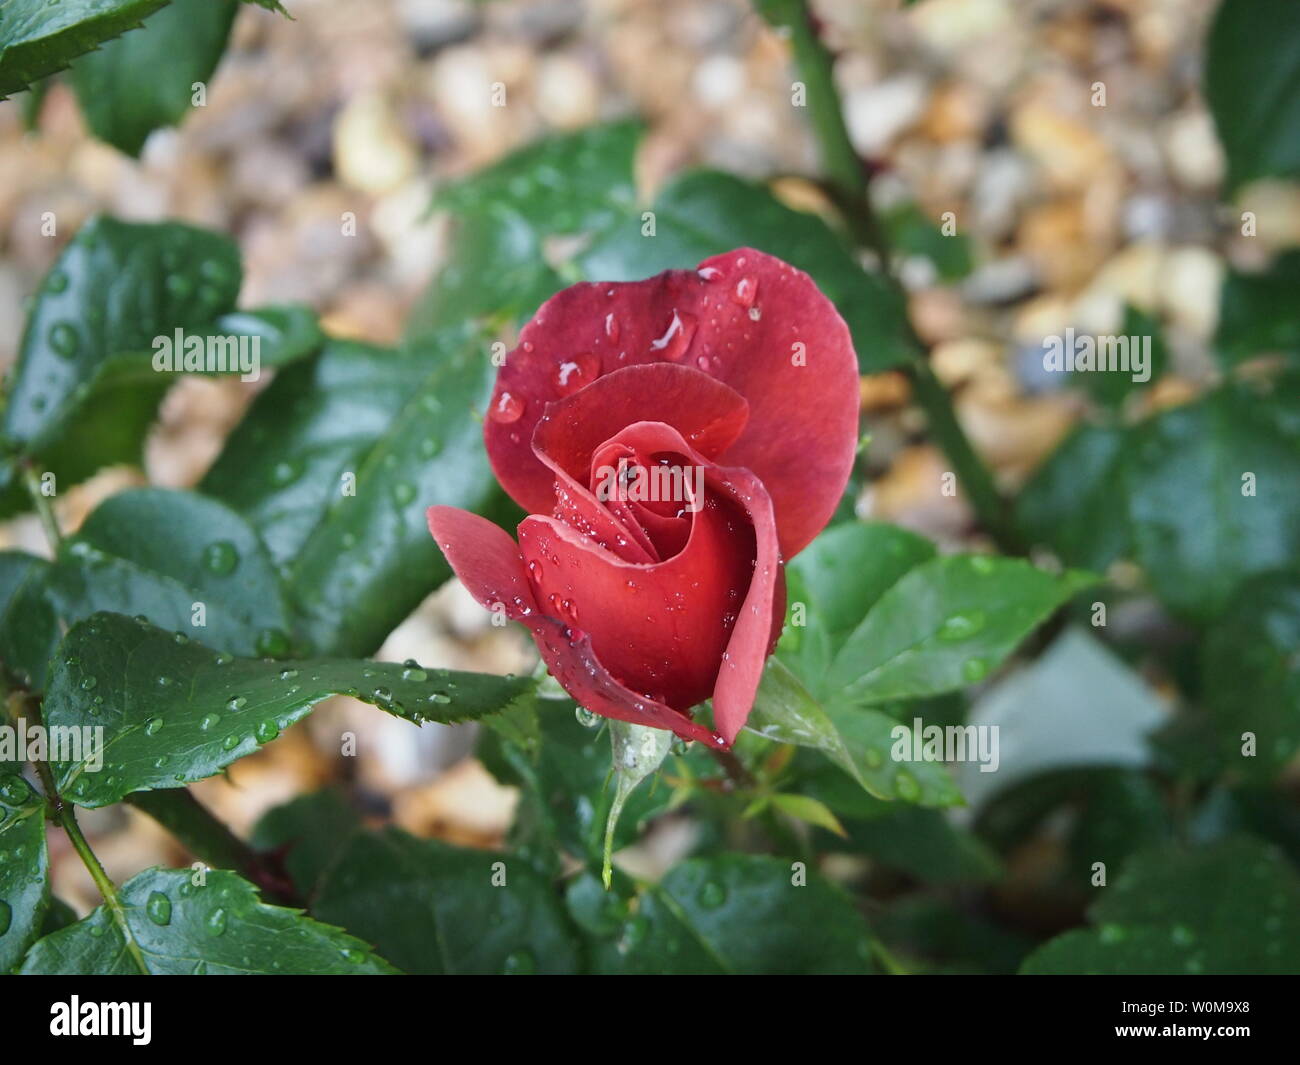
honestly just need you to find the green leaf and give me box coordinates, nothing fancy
[1022,837,1300,974]
[313,827,580,975]
[49,488,293,658]
[1203,571,1300,780]
[579,169,914,372]
[1018,423,1130,571]
[749,658,962,807]
[571,855,876,974]
[1216,251,1300,367]
[0,772,48,972]
[20,867,398,974]
[249,789,361,899]
[3,217,241,503]
[0,0,169,99]
[201,332,500,655]
[768,793,847,837]
[789,521,935,644]
[827,555,1096,704]
[0,551,59,689]
[781,522,935,694]
[43,612,535,807]
[206,304,325,370]
[433,120,640,237]
[1205,0,1300,193]
[1126,384,1300,621]
[68,0,237,156]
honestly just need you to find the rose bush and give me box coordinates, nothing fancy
[428,247,859,747]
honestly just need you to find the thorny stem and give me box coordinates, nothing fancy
[21,463,62,553]
[771,0,1024,554]
[19,695,149,974]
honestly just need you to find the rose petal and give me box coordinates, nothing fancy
[427,505,722,745]
[531,363,750,492]
[486,248,858,557]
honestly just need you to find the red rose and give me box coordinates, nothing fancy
[428,248,858,747]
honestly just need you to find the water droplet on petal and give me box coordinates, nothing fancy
[490,391,525,423]
[556,351,600,395]
[731,275,758,308]
[649,309,698,362]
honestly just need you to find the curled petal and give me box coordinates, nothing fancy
[530,419,783,745]
[427,505,723,745]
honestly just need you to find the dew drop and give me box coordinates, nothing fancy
[255,628,290,657]
[144,717,164,736]
[206,908,228,937]
[146,891,172,926]
[649,309,698,362]
[698,881,727,909]
[490,391,525,423]
[225,695,248,712]
[202,540,239,576]
[731,275,758,308]
[938,611,987,642]
[271,459,302,486]
[556,351,600,395]
[894,769,921,801]
[0,777,31,805]
[254,720,280,744]
[48,321,79,358]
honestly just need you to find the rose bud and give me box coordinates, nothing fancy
[428,248,858,747]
